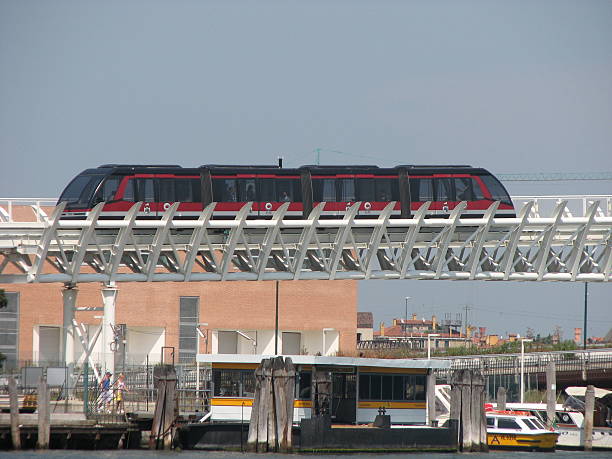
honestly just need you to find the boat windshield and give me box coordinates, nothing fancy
[523,418,539,430]
[58,174,105,207]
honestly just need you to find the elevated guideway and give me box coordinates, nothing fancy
[1,197,611,284]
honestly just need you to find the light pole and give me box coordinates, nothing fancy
[427,333,440,359]
[195,322,208,396]
[520,338,533,403]
[404,296,411,341]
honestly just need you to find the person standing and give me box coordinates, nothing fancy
[98,371,112,413]
[114,373,129,414]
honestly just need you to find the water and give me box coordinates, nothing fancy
[0,451,610,459]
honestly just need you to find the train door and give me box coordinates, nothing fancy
[433,176,455,217]
[331,371,357,424]
[337,177,356,217]
[157,175,203,218]
[409,176,434,216]
[114,175,159,217]
[312,176,340,217]
[257,175,303,218]
[211,175,258,218]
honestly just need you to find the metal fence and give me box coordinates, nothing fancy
[0,362,212,424]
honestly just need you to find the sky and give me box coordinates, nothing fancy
[1,0,611,338]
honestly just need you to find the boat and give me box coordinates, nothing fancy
[485,408,559,451]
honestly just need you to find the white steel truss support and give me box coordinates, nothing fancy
[1,201,611,284]
[73,320,102,382]
[101,286,118,375]
[61,285,78,366]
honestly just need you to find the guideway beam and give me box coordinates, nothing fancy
[0,200,611,284]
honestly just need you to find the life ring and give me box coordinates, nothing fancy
[265,202,273,211]
[364,202,372,210]
[163,202,171,210]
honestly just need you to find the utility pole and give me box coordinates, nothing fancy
[583,282,588,350]
[463,305,472,339]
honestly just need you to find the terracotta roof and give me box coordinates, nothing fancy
[357,312,373,328]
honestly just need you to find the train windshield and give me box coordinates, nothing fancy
[480,175,513,205]
[57,174,105,207]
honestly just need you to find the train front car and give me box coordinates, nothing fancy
[57,167,113,219]
[403,166,515,218]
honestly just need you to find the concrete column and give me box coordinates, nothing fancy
[61,285,78,366]
[101,285,118,375]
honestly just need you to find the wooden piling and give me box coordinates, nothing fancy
[247,356,296,452]
[450,369,487,452]
[149,367,177,450]
[496,386,506,411]
[426,371,436,425]
[37,377,50,449]
[584,384,595,451]
[546,361,556,430]
[8,376,21,450]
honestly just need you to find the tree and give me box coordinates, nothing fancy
[0,289,7,309]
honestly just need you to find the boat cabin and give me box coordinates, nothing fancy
[196,354,450,425]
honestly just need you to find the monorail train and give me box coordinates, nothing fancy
[58,164,515,219]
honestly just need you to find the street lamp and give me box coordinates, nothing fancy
[427,333,440,359]
[195,322,208,395]
[520,338,533,403]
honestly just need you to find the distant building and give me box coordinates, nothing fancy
[356,312,373,342]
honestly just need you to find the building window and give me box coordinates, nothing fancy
[282,332,301,355]
[38,326,60,365]
[212,369,255,397]
[358,373,426,401]
[0,292,19,368]
[179,297,199,363]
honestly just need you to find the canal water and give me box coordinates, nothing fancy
[0,451,611,459]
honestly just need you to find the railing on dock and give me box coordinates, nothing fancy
[0,362,212,425]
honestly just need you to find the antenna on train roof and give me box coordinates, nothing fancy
[278,156,283,168]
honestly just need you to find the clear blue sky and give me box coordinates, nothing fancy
[1,0,610,338]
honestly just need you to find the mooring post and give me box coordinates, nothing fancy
[496,386,506,411]
[546,361,556,430]
[37,377,50,449]
[9,376,21,450]
[584,385,595,451]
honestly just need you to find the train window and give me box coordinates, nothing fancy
[410,178,434,201]
[486,417,495,427]
[158,179,175,202]
[175,179,201,202]
[259,179,275,202]
[93,176,121,204]
[376,178,399,201]
[435,178,453,201]
[454,177,473,201]
[58,174,104,204]
[137,179,155,202]
[480,175,512,205]
[312,178,337,202]
[338,179,355,202]
[237,179,256,202]
[276,179,300,202]
[472,178,485,200]
[123,179,135,201]
[212,178,237,202]
[356,179,375,201]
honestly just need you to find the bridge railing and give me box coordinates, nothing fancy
[0,198,57,223]
[512,195,612,218]
[435,348,612,377]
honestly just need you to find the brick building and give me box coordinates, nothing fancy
[0,203,358,369]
